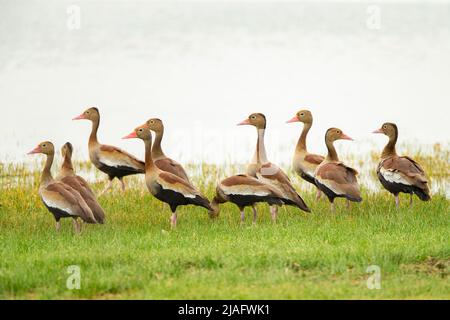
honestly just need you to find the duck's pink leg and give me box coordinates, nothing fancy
[119,177,126,192]
[99,179,113,197]
[316,189,322,200]
[270,206,278,222]
[240,210,245,224]
[72,219,81,234]
[170,213,177,229]
[252,206,258,224]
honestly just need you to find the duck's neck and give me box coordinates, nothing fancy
[296,122,312,152]
[152,129,166,159]
[89,118,100,146]
[144,138,155,171]
[41,153,54,186]
[382,134,398,159]
[61,154,75,176]
[325,139,339,162]
[252,128,269,164]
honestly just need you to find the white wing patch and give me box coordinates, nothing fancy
[380,167,411,185]
[295,152,320,177]
[220,184,270,197]
[315,177,345,196]
[299,161,317,178]
[158,180,197,199]
[255,174,287,198]
[303,168,315,178]
[255,173,278,187]
[41,196,74,216]
[98,155,133,169]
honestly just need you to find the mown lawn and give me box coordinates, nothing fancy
[0,173,448,300]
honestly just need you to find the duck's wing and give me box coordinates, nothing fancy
[219,174,283,198]
[155,171,201,199]
[316,162,361,201]
[300,153,325,178]
[97,144,145,173]
[379,156,429,190]
[42,182,96,223]
[257,163,310,212]
[60,176,105,224]
[304,153,325,165]
[154,158,190,182]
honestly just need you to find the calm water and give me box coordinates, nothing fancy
[0,0,449,166]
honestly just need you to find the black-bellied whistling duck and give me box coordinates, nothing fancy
[27,142,97,232]
[56,142,106,224]
[287,109,325,199]
[73,107,145,195]
[373,123,431,207]
[123,125,212,228]
[144,118,190,182]
[314,128,362,211]
[210,174,284,223]
[238,113,310,219]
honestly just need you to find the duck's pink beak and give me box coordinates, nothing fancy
[341,133,354,141]
[122,131,138,139]
[72,113,86,120]
[286,116,299,123]
[27,145,41,155]
[237,118,250,126]
[372,128,384,134]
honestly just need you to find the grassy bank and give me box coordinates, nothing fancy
[0,165,448,299]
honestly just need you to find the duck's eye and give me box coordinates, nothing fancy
[300,113,304,116]
[42,144,46,147]
[337,131,341,134]
[150,121,154,124]
[139,129,143,132]
[383,125,387,129]
[251,116,256,119]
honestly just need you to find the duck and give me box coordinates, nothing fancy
[238,113,310,219]
[123,125,212,228]
[314,128,362,211]
[28,141,97,232]
[287,109,325,199]
[373,122,431,207]
[210,174,284,223]
[144,118,190,182]
[56,142,106,224]
[73,107,145,195]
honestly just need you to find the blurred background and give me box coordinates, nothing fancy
[0,0,449,165]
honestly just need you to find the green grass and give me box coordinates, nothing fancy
[0,169,449,299]
[1,145,449,299]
